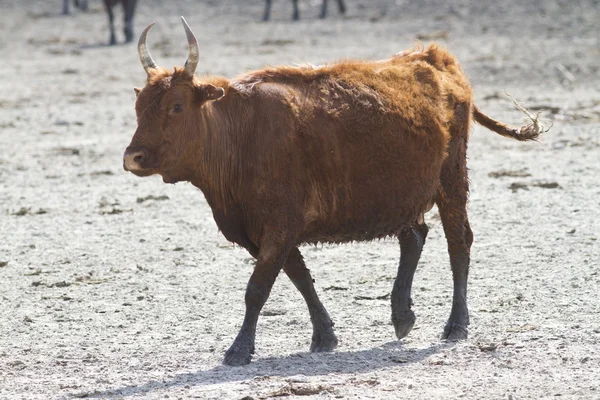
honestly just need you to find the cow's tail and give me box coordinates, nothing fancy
[472,94,549,141]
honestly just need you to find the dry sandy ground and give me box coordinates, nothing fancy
[1,0,599,399]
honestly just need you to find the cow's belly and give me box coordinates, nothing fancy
[297,171,439,244]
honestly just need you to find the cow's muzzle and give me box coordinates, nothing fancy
[123,148,148,172]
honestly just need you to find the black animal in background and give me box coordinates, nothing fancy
[61,0,138,45]
[104,0,138,45]
[263,0,346,21]
[62,0,88,14]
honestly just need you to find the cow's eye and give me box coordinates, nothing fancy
[173,104,183,113]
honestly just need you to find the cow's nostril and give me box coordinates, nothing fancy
[123,149,148,172]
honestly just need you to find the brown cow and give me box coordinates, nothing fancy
[123,18,543,366]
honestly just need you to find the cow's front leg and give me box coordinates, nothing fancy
[223,234,292,366]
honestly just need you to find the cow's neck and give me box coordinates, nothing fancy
[190,89,248,214]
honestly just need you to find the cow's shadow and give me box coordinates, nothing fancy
[73,340,454,398]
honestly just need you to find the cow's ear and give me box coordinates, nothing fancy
[196,84,225,103]
[134,87,141,96]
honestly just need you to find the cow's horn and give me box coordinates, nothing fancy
[138,22,158,75]
[181,17,199,76]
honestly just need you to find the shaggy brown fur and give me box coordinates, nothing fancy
[124,43,541,366]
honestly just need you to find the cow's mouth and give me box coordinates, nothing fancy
[162,175,178,184]
[127,168,157,177]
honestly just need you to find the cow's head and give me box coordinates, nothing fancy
[123,17,224,184]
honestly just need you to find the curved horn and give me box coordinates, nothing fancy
[138,22,158,75]
[181,17,199,76]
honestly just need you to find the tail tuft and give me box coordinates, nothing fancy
[473,94,550,141]
[504,92,550,141]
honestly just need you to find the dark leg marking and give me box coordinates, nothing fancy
[391,223,428,339]
[284,247,337,352]
[223,233,293,366]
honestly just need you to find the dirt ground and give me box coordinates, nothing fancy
[1,0,599,399]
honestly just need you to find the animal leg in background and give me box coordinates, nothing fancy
[284,247,337,352]
[223,228,294,366]
[263,0,302,21]
[263,0,271,21]
[391,223,429,339]
[123,0,137,43]
[63,0,70,15]
[320,0,346,18]
[63,0,88,15]
[320,0,329,18]
[104,0,117,45]
[292,0,300,20]
[75,0,88,11]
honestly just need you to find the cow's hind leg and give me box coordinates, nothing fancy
[438,197,473,340]
[284,247,337,352]
[436,104,473,341]
[391,222,428,339]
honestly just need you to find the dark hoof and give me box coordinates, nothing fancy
[392,310,415,339]
[310,331,338,353]
[223,343,254,366]
[442,322,468,341]
[125,30,133,43]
